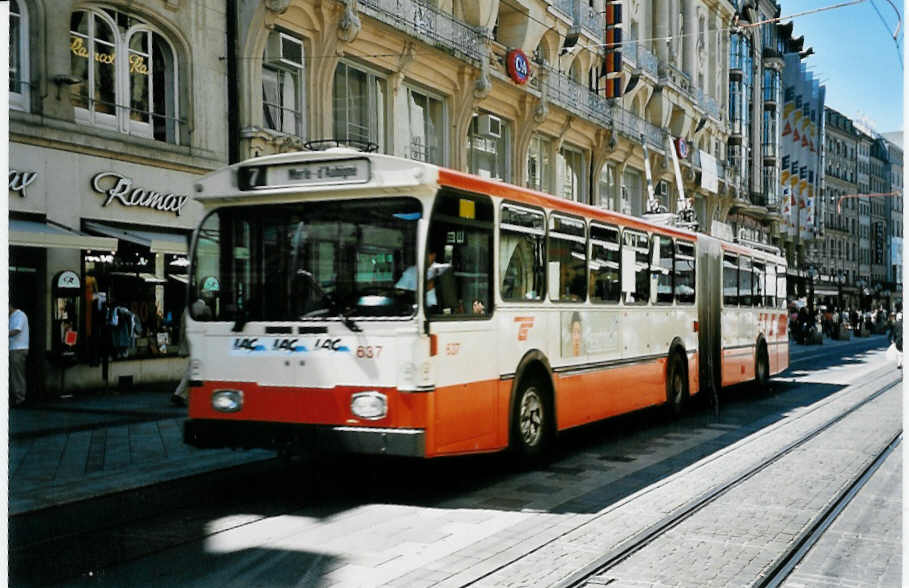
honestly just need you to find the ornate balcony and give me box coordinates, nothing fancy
[541,64,666,150]
[359,0,485,65]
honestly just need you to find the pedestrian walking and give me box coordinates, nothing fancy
[9,303,30,407]
[889,303,903,369]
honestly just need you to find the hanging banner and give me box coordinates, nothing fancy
[667,135,686,210]
[642,141,657,212]
[699,150,718,194]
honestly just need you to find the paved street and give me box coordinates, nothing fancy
[8,335,902,587]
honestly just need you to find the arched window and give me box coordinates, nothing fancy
[70,7,179,143]
[10,0,29,111]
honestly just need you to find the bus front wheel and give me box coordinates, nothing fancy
[512,377,552,461]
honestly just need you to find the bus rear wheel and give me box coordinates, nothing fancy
[512,377,551,462]
[755,344,770,391]
[666,352,688,417]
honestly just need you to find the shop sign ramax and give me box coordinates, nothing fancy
[92,172,190,216]
[9,169,38,197]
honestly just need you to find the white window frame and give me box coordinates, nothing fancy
[467,111,512,182]
[333,60,387,151]
[262,30,306,138]
[402,85,446,165]
[558,144,587,203]
[597,163,617,210]
[70,7,180,143]
[10,0,29,111]
[527,133,553,193]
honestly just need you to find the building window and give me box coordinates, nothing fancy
[400,86,444,165]
[69,8,180,142]
[467,112,511,182]
[527,133,553,193]
[558,145,586,202]
[622,168,643,216]
[597,163,617,209]
[333,61,386,151]
[10,0,29,111]
[70,8,179,142]
[262,31,305,137]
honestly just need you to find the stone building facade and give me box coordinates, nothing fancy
[9,0,228,396]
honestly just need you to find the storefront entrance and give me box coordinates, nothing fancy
[9,246,46,401]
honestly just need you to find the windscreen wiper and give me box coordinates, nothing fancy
[296,269,362,332]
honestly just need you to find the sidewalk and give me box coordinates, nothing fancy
[8,383,273,516]
[788,332,889,357]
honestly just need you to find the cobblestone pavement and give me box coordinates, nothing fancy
[49,341,902,588]
[782,439,902,588]
[466,363,900,588]
[579,373,901,587]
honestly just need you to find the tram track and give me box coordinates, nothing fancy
[756,432,902,588]
[460,366,902,588]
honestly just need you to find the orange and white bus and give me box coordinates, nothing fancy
[183,147,788,459]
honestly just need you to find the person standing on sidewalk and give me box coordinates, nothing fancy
[9,303,30,407]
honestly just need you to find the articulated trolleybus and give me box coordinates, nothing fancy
[183,148,789,460]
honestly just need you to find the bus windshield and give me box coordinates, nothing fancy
[189,197,422,322]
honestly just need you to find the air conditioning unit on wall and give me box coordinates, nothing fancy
[266,32,304,68]
[477,114,501,138]
[655,181,668,197]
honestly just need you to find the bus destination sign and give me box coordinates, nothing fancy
[238,158,371,191]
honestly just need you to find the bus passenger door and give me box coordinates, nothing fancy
[425,189,499,455]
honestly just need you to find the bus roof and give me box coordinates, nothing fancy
[191,150,786,251]
[192,149,441,203]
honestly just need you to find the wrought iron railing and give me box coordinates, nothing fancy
[541,65,666,150]
[543,65,610,128]
[613,107,665,149]
[359,0,485,64]
[625,43,660,78]
[580,4,604,35]
[552,0,575,20]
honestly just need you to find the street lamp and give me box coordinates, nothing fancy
[836,272,846,311]
[807,266,818,316]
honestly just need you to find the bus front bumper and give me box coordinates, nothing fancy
[183,419,425,457]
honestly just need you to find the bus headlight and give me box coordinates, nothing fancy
[350,391,387,420]
[211,389,243,413]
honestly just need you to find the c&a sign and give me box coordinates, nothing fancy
[91,172,190,216]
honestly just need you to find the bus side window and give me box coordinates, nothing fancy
[622,230,649,305]
[752,260,765,307]
[589,222,620,303]
[674,241,696,304]
[427,190,494,317]
[723,253,739,307]
[777,266,787,308]
[548,214,587,302]
[652,234,674,304]
[500,203,545,302]
[765,263,776,307]
[739,256,753,307]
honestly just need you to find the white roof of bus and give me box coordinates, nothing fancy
[192,149,440,202]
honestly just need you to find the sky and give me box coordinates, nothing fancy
[783,0,904,134]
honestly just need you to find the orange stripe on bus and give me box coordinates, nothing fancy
[438,168,697,241]
[188,381,430,428]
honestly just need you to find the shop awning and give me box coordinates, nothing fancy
[168,273,189,285]
[812,287,839,296]
[110,271,168,284]
[10,218,118,251]
[83,221,188,254]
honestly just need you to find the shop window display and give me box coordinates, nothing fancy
[83,242,188,362]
